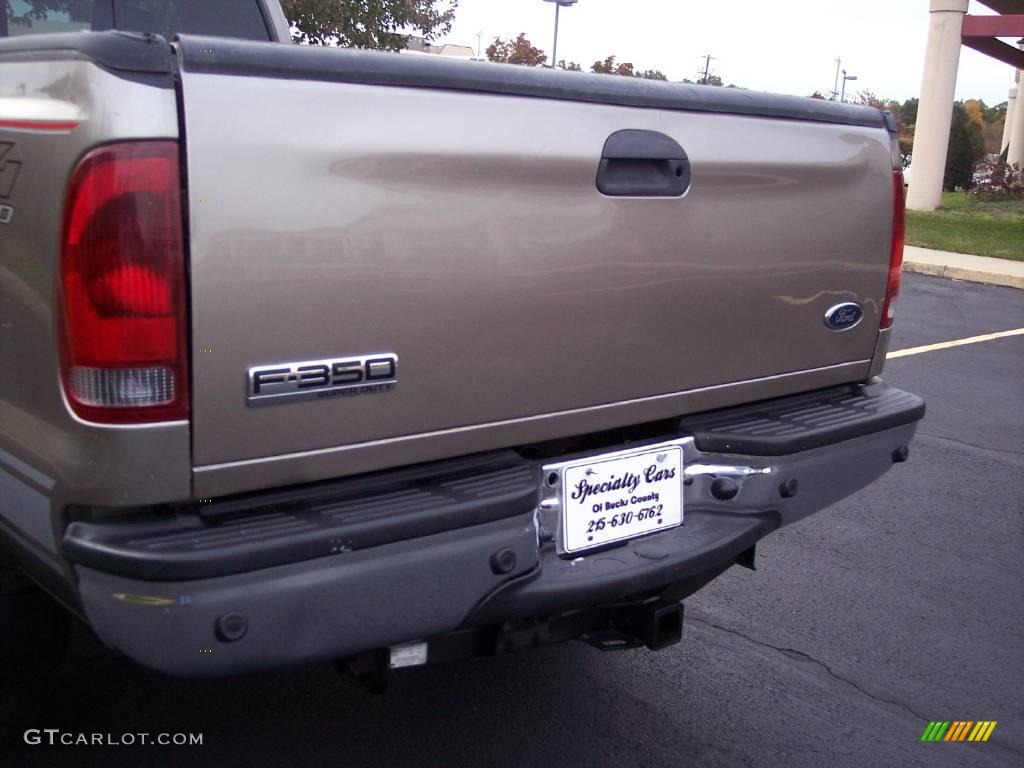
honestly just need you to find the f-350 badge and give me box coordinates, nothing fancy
[247,353,398,406]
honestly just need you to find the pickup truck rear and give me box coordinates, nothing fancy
[0,2,923,680]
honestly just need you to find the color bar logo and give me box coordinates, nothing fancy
[921,721,997,742]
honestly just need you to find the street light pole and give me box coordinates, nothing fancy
[552,3,561,68]
[841,69,858,102]
[544,0,577,69]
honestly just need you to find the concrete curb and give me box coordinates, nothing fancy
[904,261,1024,290]
[902,246,1024,290]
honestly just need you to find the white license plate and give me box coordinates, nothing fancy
[559,445,683,554]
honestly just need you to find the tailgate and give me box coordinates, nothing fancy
[177,37,895,493]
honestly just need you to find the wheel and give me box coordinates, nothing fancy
[0,569,71,747]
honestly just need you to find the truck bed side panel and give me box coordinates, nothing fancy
[0,44,190,519]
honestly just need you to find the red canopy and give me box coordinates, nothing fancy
[963,1,1024,69]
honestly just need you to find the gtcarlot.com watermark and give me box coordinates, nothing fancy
[24,729,203,747]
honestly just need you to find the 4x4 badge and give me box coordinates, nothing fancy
[0,142,22,199]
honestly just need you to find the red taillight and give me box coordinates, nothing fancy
[59,142,188,424]
[881,171,905,330]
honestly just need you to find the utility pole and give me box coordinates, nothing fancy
[699,54,716,85]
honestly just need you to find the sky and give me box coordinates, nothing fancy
[434,0,1019,106]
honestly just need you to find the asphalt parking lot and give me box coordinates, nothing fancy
[3,273,1022,768]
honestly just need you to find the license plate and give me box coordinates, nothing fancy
[559,445,683,555]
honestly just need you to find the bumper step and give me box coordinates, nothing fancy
[678,380,925,456]
[63,383,924,585]
[63,451,539,581]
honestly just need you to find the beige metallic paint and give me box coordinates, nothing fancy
[182,73,893,496]
[0,60,189,513]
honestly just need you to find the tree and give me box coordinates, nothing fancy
[809,91,827,100]
[4,0,91,30]
[900,98,919,128]
[280,0,458,50]
[898,98,918,167]
[702,74,724,87]
[960,98,1006,155]
[853,92,914,168]
[899,124,915,170]
[592,56,635,77]
[964,99,986,132]
[558,59,583,72]
[486,33,547,66]
[944,102,985,191]
[982,113,1005,155]
[854,89,882,108]
[636,69,668,81]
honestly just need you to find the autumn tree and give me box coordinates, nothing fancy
[854,91,913,167]
[836,94,993,176]
[963,99,1006,154]
[964,99,986,132]
[486,33,548,66]
[592,56,635,76]
[854,89,880,108]
[280,0,458,50]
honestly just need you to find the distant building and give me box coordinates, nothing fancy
[404,36,478,61]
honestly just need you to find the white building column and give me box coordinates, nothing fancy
[907,0,969,211]
[1009,76,1024,166]
[1002,85,1017,155]
[1008,42,1024,167]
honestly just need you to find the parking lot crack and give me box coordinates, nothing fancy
[917,432,1024,460]
[688,613,932,723]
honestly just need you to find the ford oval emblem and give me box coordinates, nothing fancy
[824,302,864,331]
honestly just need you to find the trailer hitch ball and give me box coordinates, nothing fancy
[710,477,739,501]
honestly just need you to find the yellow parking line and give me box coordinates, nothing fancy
[888,328,1024,359]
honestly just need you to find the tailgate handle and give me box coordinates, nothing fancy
[597,130,691,197]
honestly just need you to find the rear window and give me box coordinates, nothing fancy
[1,0,271,41]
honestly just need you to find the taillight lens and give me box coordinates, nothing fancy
[881,171,905,330]
[59,142,188,423]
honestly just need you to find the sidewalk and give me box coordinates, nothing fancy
[903,246,1024,290]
